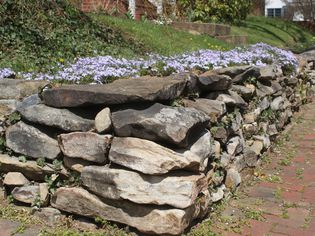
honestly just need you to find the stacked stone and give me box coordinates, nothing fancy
[0,62,313,235]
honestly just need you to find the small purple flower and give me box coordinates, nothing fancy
[0,43,298,83]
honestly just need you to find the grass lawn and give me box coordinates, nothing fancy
[91,14,231,56]
[232,16,315,52]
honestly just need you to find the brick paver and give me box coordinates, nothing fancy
[208,101,315,236]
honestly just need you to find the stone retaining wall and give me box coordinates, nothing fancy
[0,59,314,235]
[171,22,231,36]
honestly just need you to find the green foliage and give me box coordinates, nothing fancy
[31,193,42,209]
[0,0,143,73]
[7,112,21,124]
[36,157,46,167]
[177,0,251,24]
[18,155,27,163]
[231,16,315,52]
[52,159,63,171]
[45,174,62,194]
[91,14,229,57]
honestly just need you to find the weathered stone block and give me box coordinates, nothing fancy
[58,132,112,163]
[112,103,209,148]
[51,187,210,235]
[81,166,207,209]
[19,104,95,132]
[42,74,191,107]
[6,121,60,160]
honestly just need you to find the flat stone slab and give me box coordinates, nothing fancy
[109,130,211,174]
[0,79,47,100]
[81,166,207,208]
[3,172,29,186]
[0,154,68,181]
[109,137,202,175]
[112,103,209,148]
[19,104,95,132]
[51,187,210,235]
[42,74,191,108]
[58,132,112,163]
[182,98,226,122]
[5,121,61,160]
[197,72,232,91]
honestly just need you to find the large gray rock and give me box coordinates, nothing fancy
[256,82,274,97]
[270,96,285,111]
[82,166,207,209]
[197,72,232,91]
[3,172,29,186]
[258,65,277,81]
[12,185,40,204]
[179,130,212,171]
[216,94,237,106]
[233,67,260,84]
[19,104,95,132]
[214,65,252,78]
[0,154,68,181]
[226,136,243,156]
[11,183,48,205]
[0,100,17,120]
[112,103,209,148]
[243,147,259,167]
[109,137,201,175]
[58,132,112,163]
[5,121,61,160]
[16,94,42,112]
[42,74,192,108]
[231,85,254,100]
[0,79,47,100]
[182,98,226,122]
[51,187,210,235]
[258,97,270,111]
[228,90,248,108]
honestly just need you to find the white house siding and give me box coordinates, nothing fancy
[265,0,287,17]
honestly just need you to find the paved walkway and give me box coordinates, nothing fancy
[208,101,315,236]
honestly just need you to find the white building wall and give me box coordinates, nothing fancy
[265,0,287,16]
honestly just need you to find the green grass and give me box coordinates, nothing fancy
[232,16,315,52]
[91,14,230,56]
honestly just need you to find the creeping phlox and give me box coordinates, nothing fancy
[0,43,298,84]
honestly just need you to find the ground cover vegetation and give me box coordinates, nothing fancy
[231,16,315,52]
[1,0,313,81]
[0,43,298,84]
[91,14,230,56]
[0,0,144,73]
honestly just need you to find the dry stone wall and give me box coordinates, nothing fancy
[0,58,314,235]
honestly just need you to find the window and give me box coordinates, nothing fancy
[267,8,282,17]
[267,8,274,17]
[275,8,282,17]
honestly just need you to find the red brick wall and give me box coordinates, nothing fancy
[81,0,157,20]
[81,0,128,14]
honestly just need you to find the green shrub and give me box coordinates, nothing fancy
[177,0,251,24]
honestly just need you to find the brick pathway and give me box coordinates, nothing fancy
[207,101,315,236]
